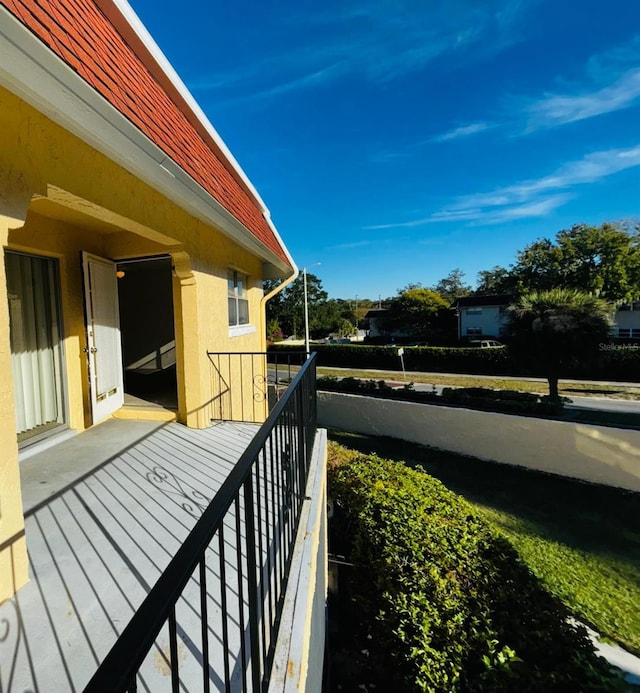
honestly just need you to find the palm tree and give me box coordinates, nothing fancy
[505,289,612,399]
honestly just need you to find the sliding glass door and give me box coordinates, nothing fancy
[5,251,66,442]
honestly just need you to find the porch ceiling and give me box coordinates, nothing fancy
[30,197,124,235]
[2,419,260,691]
[31,187,181,249]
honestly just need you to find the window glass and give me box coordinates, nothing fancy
[228,270,249,328]
[238,298,249,325]
[228,297,238,326]
[5,251,66,440]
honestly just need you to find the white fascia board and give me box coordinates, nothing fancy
[109,0,271,214]
[0,5,290,275]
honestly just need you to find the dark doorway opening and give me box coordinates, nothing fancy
[117,256,178,410]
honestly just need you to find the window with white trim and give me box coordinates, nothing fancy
[466,327,482,336]
[618,328,640,338]
[466,308,483,315]
[228,270,249,327]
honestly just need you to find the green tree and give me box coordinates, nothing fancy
[433,268,472,303]
[311,299,345,337]
[265,273,350,338]
[512,222,640,303]
[505,289,612,398]
[474,222,640,302]
[475,266,520,296]
[287,272,327,337]
[336,318,355,338]
[266,318,283,342]
[383,285,449,338]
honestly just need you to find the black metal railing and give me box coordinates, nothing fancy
[207,351,307,423]
[84,354,317,692]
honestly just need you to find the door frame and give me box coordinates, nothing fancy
[82,252,124,422]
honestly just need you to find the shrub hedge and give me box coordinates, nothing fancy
[316,376,566,416]
[269,342,640,381]
[328,451,623,692]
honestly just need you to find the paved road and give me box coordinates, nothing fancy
[564,396,640,414]
[400,383,640,414]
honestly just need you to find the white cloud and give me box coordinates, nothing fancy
[366,196,570,229]
[327,240,372,250]
[371,122,492,163]
[512,34,640,132]
[525,68,640,131]
[432,122,492,142]
[189,1,535,103]
[365,144,640,229]
[466,195,571,225]
[460,145,640,207]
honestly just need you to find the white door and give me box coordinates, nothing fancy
[83,252,124,422]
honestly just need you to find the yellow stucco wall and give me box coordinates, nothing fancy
[0,85,278,598]
[0,217,29,603]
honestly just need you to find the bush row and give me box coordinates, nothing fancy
[328,451,622,692]
[439,387,567,415]
[269,342,640,381]
[317,376,566,416]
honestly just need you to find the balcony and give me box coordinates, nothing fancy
[1,355,326,692]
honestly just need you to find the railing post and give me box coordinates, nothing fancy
[244,473,262,691]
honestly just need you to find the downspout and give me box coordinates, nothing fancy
[259,211,299,352]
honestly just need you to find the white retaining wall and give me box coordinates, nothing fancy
[318,392,640,493]
[269,429,328,692]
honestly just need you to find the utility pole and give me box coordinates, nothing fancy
[303,267,310,358]
[355,294,358,338]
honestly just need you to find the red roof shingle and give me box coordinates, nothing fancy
[2,0,290,266]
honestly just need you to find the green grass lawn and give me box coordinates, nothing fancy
[328,429,640,655]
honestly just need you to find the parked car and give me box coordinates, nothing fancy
[469,339,504,348]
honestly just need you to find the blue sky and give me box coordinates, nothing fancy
[130,0,640,300]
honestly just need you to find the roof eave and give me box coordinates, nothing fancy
[100,0,273,215]
[0,4,292,277]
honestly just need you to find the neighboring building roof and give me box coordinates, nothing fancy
[0,0,291,268]
[364,308,390,318]
[453,294,513,308]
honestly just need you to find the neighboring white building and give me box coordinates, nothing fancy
[613,303,640,339]
[364,308,413,341]
[453,295,640,341]
[365,308,391,338]
[452,295,512,340]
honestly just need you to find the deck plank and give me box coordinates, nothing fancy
[1,420,262,692]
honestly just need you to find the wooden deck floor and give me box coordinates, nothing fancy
[1,420,262,692]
